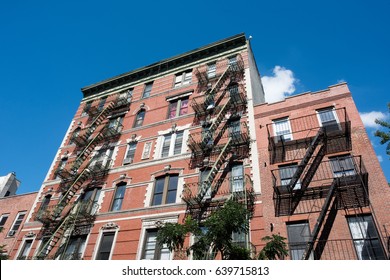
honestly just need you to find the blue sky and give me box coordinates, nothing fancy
[1,0,389,194]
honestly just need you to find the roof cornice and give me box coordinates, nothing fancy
[81,33,247,98]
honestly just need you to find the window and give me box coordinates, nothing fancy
[273,117,292,142]
[39,195,51,212]
[134,110,145,128]
[98,97,107,111]
[228,119,241,138]
[61,235,87,260]
[91,147,114,169]
[124,142,137,164]
[317,107,340,132]
[168,97,189,119]
[8,211,26,237]
[286,221,311,260]
[201,125,214,148]
[279,163,301,190]
[152,174,178,206]
[70,127,81,145]
[119,88,133,102]
[82,100,92,115]
[142,229,171,260]
[232,231,247,248]
[111,182,126,211]
[228,83,240,101]
[0,214,9,231]
[174,70,192,88]
[108,115,123,132]
[200,169,212,199]
[207,63,216,78]
[142,82,153,98]
[160,131,184,158]
[96,232,115,260]
[18,239,33,260]
[330,155,356,178]
[81,188,101,215]
[347,215,386,260]
[231,164,244,192]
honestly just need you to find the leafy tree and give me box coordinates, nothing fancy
[257,234,288,260]
[157,199,252,260]
[375,103,390,158]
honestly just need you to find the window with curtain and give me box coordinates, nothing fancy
[168,97,189,118]
[347,215,386,260]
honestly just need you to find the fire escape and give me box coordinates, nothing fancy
[182,55,255,254]
[267,109,388,259]
[34,94,130,259]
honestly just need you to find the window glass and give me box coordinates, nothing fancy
[111,183,126,211]
[134,110,145,128]
[96,232,115,260]
[143,82,153,98]
[286,222,311,260]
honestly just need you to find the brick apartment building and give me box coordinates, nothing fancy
[254,83,390,260]
[0,172,37,258]
[10,34,390,260]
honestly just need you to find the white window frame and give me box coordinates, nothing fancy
[279,163,301,191]
[273,117,293,142]
[207,63,216,78]
[123,142,137,165]
[174,70,192,88]
[93,228,118,260]
[7,211,26,237]
[16,238,34,260]
[316,107,341,131]
[137,217,178,260]
[159,130,184,158]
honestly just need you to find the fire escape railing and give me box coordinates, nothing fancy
[35,94,130,259]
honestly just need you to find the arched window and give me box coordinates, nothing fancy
[134,109,145,128]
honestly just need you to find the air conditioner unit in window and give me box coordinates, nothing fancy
[123,158,133,165]
[8,230,16,237]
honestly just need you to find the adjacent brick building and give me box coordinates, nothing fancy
[254,83,390,259]
[0,190,37,259]
[10,34,390,260]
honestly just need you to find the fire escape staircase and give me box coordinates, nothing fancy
[197,138,232,201]
[301,178,338,260]
[286,128,325,193]
[37,95,128,259]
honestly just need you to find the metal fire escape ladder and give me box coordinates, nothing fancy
[290,139,327,214]
[197,138,232,201]
[302,178,338,260]
[201,98,232,147]
[288,128,325,192]
[36,199,86,259]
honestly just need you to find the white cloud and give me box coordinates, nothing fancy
[377,155,383,162]
[359,111,386,128]
[261,66,297,103]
